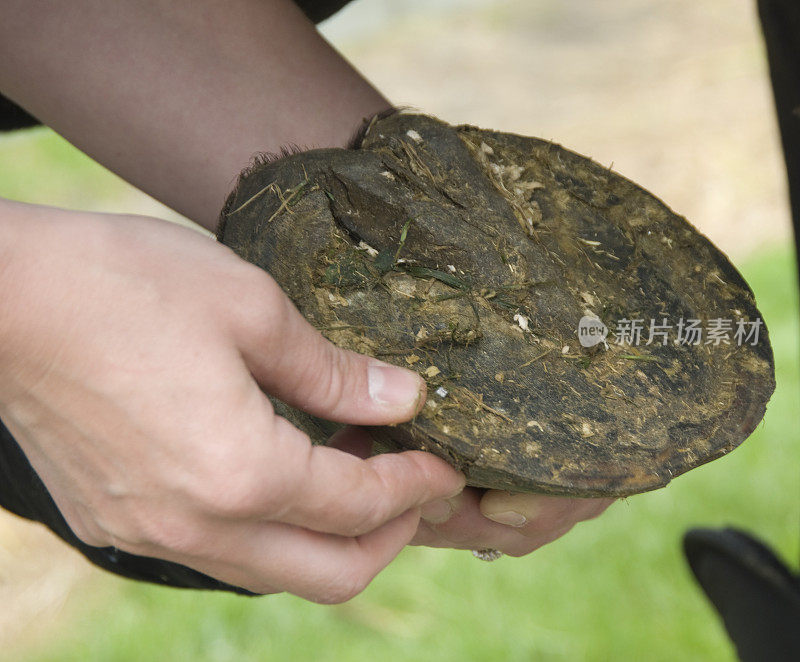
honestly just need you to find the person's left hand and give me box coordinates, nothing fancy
[328,427,614,557]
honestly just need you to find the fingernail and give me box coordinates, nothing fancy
[485,510,527,527]
[420,498,455,524]
[368,360,423,408]
[448,477,466,498]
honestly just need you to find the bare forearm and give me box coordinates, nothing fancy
[0,0,389,230]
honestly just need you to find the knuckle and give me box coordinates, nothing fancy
[375,451,445,503]
[182,438,276,520]
[347,497,388,537]
[253,421,310,516]
[237,269,285,334]
[136,516,208,557]
[287,481,386,536]
[303,342,350,412]
[193,469,264,519]
[342,465,394,535]
[314,569,371,605]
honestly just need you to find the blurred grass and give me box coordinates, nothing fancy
[0,128,134,210]
[0,128,797,661]
[0,128,187,223]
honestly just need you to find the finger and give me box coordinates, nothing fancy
[233,272,426,425]
[410,518,575,558]
[414,487,524,551]
[480,491,615,539]
[163,508,422,603]
[499,523,578,557]
[409,519,441,546]
[272,416,465,537]
[325,427,470,528]
[414,490,613,557]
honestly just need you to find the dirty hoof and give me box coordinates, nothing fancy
[217,112,774,497]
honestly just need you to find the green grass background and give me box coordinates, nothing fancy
[1,129,798,661]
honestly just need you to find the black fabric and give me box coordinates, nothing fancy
[297,0,355,23]
[0,0,356,133]
[0,94,39,131]
[683,529,800,662]
[758,0,800,263]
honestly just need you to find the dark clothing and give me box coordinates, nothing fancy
[758,0,800,272]
[0,0,354,594]
[0,0,356,132]
[0,94,38,131]
[683,528,800,662]
[298,0,355,23]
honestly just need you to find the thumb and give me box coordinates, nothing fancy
[233,276,426,425]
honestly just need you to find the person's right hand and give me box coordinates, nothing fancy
[0,199,466,602]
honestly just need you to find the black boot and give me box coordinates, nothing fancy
[684,528,800,662]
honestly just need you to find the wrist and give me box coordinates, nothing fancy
[0,200,103,400]
[0,198,33,398]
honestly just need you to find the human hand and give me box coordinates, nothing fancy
[414,489,614,557]
[0,200,465,602]
[327,428,614,557]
